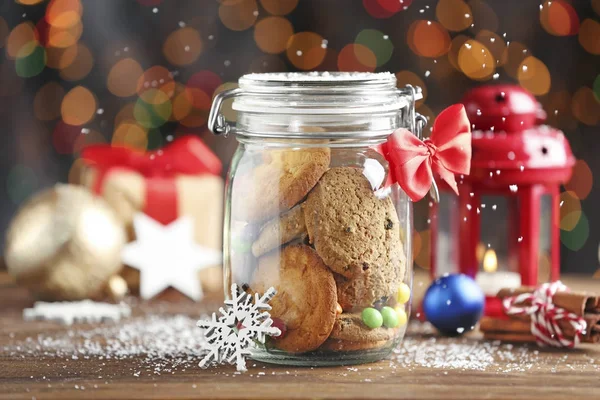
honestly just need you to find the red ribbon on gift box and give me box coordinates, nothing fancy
[380,104,472,201]
[82,136,221,225]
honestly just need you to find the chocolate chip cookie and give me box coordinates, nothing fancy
[251,244,337,353]
[232,147,330,223]
[303,167,403,279]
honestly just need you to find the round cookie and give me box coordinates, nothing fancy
[336,237,406,312]
[232,147,330,223]
[251,204,307,257]
[251,244,337,353]
[303,166,405,285]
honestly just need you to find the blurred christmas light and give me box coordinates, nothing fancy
[259,0,298,15]
[45,44,77,69]
[114,103,137,128]
[502,41,529,79]
[579,19,600,55]
[254,16,293,54]
[6,22,37,59]
[15,44,46,78]
[363,0,410,18]
[594,75,600,101]
[134,89,172,129]
[286,31,326,70]
[218,0,258,31]
[407,20,450,58]
[447,34,469,70]
[34,82,65,121]
[17,0,46,4]
[113,122,148,150]
[137,65,175,100]
[436,0,473,32]
[377,0,412,13]
[188,70,222,97]
[46,0,83,29]
[355,29,393,67]
[6,165,39,205]
[163,27,203,66]
[458,39,495,80]
[73,129,105,154]
[468,0,498,33]
[47,19,83,48]
[59,43,94,81]
[395,70,426,105]
[108,58,144,97]
[565,159,593,200]
[474,29,505,65]
[61,86,97,126]
[572,86,600,126]
[559,190,582,231]
[540,0,579,36]
[517,56,551,95]
[561,211,589,251]
[337,43,376,72]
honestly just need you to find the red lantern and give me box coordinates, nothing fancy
[429,85,575,316]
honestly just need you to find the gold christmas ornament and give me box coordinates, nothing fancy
[4,184,127,301]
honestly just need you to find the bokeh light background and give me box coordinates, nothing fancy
[1,0,599,276]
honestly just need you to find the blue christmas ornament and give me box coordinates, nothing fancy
[423,273,485,337]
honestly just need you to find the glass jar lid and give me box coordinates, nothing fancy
[208,72,423,140]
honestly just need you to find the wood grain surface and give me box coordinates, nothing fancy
[1,271,600,400]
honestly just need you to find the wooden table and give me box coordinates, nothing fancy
[1,271,599,400]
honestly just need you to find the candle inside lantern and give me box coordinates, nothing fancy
[475,249,522,296]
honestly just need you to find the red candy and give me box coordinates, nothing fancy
[270,318,287,340]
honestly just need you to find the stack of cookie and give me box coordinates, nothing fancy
[231,147,409,354]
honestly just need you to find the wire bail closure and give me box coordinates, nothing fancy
[208,88,242,137]
[208,81,438,202]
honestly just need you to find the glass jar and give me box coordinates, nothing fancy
[209,72,424,366]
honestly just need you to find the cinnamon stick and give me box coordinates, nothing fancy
[497,287,600,316]
[480,316,600,344]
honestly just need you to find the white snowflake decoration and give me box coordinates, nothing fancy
[197,284,280,372]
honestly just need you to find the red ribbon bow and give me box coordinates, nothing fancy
[82,135,221,225]
[381,104,472,201]
[82,135,222,178]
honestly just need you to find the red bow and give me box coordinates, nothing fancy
[381,104,471,201]
[82,135,222,178]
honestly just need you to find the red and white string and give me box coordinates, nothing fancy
[502,281,587,348]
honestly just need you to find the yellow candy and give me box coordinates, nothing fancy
[396,282,411,304]
[395,306,408,326]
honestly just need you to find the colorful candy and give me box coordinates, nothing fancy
[396,282,411,304]
[361,307,383,329]
[394,306,408,327]
[381,306,400,328]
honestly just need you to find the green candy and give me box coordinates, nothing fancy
[361,307,383,329]
[381,306,400,328]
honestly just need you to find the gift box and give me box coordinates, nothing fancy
[79,136,224,297]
